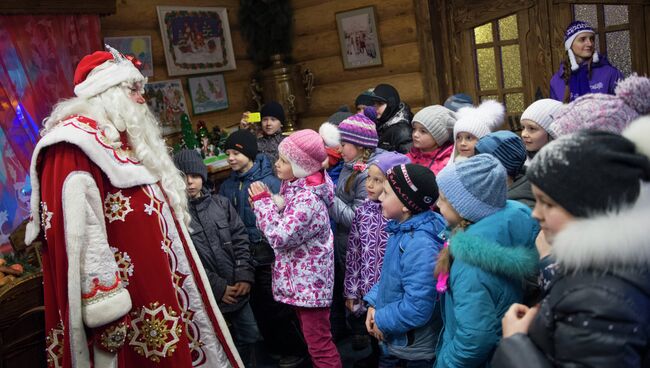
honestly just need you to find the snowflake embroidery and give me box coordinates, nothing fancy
[128,302,182,363]
[144,203,155,215]
[40,201,54,239]
[46,321,65,368]
[104,191,133,222]
[111,246,134,287]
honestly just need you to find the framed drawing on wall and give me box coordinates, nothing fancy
[143,79,189,135]
[335,6,382,69]
[188,74,229,114]
[157,6,237,76]
[103,35,154,77]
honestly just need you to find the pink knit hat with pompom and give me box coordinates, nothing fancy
[550,74,650,137]
[278,129,327,178]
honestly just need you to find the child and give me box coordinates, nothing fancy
[173,149,259,366]
[257,101,286,164]
[450,100,504,163]
[550,21,623,102]
[493,129,650,367]
[366,83,413,153]
[407,105,456,175]
[319,109,353,186]
[218,130,307,364]
[434,154,539,367]
[363,163,446,366]
[249,129,342,368]
[519,99,563,164]
[344,151,410,352]
[355,90,375,113]
[475,130,533,209]
[328,112,382,340]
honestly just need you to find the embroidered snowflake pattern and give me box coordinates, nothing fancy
[104,191,133,222]
[46,321,65,368]
[40,201,54,239]
[111,246,134,287]
[128,302,183,363]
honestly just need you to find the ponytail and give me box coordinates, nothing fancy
[562,57,572,103]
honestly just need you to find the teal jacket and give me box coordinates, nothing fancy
[435,200,540,368]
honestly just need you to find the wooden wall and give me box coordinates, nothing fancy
[100,0,253,132]
[292,0,426,131]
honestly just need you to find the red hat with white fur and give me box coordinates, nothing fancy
[73,45,145,98]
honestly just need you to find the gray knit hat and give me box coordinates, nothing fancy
[412,105,457,146]
[173,149,207,183]
[520,99,564,138]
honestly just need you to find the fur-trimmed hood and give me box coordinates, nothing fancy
[552,182,650,273]
[449,200,540,280]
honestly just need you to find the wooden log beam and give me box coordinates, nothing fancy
[0,0,116,15]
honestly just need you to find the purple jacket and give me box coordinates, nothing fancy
[344,200,388,300]
[550,56,624,102]
[253,171,335,308]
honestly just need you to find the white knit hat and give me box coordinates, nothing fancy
[412,105,457,146]
[453,100,505,140]
[520,99,564,138]
[564,21,599,71]
[73,45,146,98]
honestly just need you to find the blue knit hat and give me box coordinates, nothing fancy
[475,130,527,177]
[436,154,507,222]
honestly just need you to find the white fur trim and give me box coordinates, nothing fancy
[83,289,131,328]
[74,59,145,98]
[26,116,158,245]
[319,122,341,148]
[553,182,650,271]
[93,345,118,368]
[623,115,650,159]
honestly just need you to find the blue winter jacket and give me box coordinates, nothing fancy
[364,210,447,360]
[219,153,280,243]
[435,200,540,368]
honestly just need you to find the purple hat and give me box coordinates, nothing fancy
[338,113,379,148]
[564,21,598,71]
[369,151,411,174]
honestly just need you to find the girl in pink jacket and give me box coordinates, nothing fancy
[406,105,455,175]
[249,129,341,368]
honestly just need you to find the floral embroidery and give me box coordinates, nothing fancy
[128,302,183,363]
[46,321,64,368]
[100,322,128,352]
[40,201,53,239]
[104,191,133,222]
[111,246,134,287]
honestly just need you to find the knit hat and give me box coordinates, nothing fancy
[453,100,505,140]
[520,99,564,138]
[564,21,599,71]
[74,45,145,98]
[369,84,401,124]
[362,106,378,124]
[443,93,473,112]
[173,149,207,183]
[278,129,327,178]
[224,129,258,161]
[412,105,457,146]
[550,74,650,137]
[337,113,379,148]
[528,131,650,217]
[370,151,411,175]
[261,101,286,124]
[327,109,353,126]
[475,131,527,177]
[355,90,375,107]
[386,163,439,214]
[436,154,507,223]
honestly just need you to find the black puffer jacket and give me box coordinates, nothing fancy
[492,192,650,368]
[188,189,255,313]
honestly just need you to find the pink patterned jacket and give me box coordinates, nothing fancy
[253,171,335,308]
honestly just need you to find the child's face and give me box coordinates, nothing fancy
[379,181,409,222]
[275,155,295,181]
[365,165,386,201]
[437,191,463,227]
[455,132,478,158]
[262,116,282,136]
[521,120,549,152]
[356,104,367,114]
[185,174,204,199]
[374,102,387,119]
[340,142,362,163]
[412,122,438,151]
[226,149,253,173]
[571,32,596,60]
[531,184,575,244]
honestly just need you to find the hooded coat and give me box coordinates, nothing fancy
[435,201,540,368]
[373,84,413,153]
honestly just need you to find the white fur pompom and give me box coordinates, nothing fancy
[623,115,650,159]
[319,122,341,148]
[272,194,286,211]
[477,100,506,131]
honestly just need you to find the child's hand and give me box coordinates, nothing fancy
[222,285,239,304]
[240,111,251,129]
[345,298,357,312]
[248,181,267,197]
[233,281,251,296]
[371,323,384,341]
[365,306,375,333]
[502,303,539,338]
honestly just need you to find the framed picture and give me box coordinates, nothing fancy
[104,36,154,77]
[335,6,382,69]
[187,74,229,114]
[157,6,237,76]
[143,79,189,135]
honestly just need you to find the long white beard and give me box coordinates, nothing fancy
[42,84,190,226]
